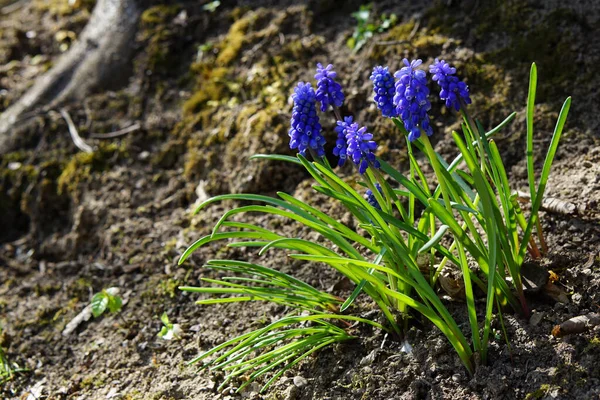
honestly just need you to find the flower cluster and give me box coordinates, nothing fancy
[289,82,325,157]
[334,116,379,174]
[429,59,471,111]
[370,66,398,118]
[315,63,345,112]
[366,183,383,210]
[289,59,471,168]
[393,59,433,142]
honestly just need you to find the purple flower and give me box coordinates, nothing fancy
[333,116,379,174]
[289,82,325,157]
[393,59,433,142]
[429,59,471,111]
[370,66,398,118]
[315,63,345,112]
[366,183,383,210]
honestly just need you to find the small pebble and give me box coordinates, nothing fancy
[530,312,544,326]
[293,376,307,388]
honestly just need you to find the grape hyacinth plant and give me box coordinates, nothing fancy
[179,60,571,392]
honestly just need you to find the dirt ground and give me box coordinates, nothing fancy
[1,0,600,399]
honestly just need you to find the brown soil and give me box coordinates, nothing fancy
[1,1,600,399]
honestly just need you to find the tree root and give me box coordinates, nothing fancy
[0,0,141,154]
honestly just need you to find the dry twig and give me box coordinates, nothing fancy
[59,109,93,153]
[90,123,140,139]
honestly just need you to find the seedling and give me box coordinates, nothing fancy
[0,329,26,385]
[202,1,220,13]
[91,288,126,325]
[157,312,183,341]
[347,4,397,52]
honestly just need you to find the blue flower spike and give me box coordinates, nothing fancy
[315,63,345,112]
[366,183,383,210]
[289,82,326,157]
[429,59,472,111]
[370,66,398,118]
[333,116,379,174]
[393,59,433,142]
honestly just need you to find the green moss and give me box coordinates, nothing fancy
[216,9,267,66]
[158,278,180,299]
[34,283,61,296]
[57,144,125,196]
[141,5,181,25]
[139,5,182,75]
[586,336,600,351]
[81,372,107,389]
[122,390,143,400]
[182,65,231,115]
[52,298,79,323]
[33,0,92,16]
[67,278,92,300]
[525,384,554,400]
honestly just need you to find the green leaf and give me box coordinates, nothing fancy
[107,294,123,313]
[418,225,449,254]
[526,63,538,201]
[202,1,220,13]
[160,312,170,326]
[250,154,302,165]
[158,326,169,338]
[91,292,108,318]
[518,96,571,263]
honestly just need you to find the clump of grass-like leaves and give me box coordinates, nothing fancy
[178,62,570,392]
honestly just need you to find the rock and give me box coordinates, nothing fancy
[530,311,545,326]
[293,376,307,388]
[522,263,549,293]
[284,385,298,400]
[360,349,380,366]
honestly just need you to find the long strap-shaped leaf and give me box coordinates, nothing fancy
[179,231,281,264]
[518,96,571,264]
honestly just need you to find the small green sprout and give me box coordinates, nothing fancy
[157,312,183,341]
[91,288,123,318]
[347,4,397,52]
[1,329,26,385]
[202,1,220,13]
